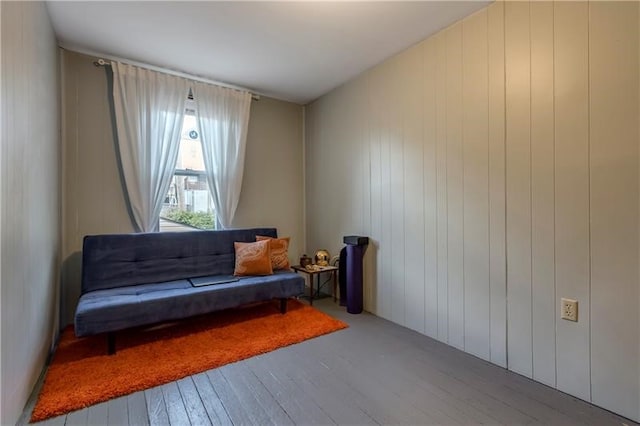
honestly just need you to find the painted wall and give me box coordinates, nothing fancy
[0,2,62,425]
[60,50,304,325]
[60,50,134,327]
[231,96,304,261]
[305,1,639,421]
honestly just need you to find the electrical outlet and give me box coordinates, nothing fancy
[561,298,578,322]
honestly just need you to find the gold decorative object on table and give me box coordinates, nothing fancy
[314,249,330,266]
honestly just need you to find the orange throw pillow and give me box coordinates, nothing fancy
[256,235,291,270]
[233,240,273,276]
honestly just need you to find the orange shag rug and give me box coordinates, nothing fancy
[31,300,347,422]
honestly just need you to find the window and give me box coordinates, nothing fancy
[159,111,216,231]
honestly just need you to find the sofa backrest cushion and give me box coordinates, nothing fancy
[81,228,278,294]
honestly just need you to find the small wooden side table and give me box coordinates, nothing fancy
[291,265,339,306]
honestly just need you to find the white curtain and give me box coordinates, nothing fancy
[192,81,252,229]
[111,61,191,232]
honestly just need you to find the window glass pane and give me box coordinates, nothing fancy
[160,113,216,231]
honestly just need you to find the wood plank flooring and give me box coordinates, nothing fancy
[21,298,636,425]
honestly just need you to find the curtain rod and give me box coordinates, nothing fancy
[91,58,260,101]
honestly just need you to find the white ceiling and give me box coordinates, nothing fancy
[46,1,490,105]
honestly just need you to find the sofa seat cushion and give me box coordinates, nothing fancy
[75,270,304,337]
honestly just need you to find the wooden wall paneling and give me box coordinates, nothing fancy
[351,74,371,312]
[367,66,384,316]
[1,3,61,423]
[10,4,27,399]
[349,85,362,236]
[553,0,591,401]
[505,0,533,378]
[588,1,639,419]
[423,37,439,339]
[379,67,394,319]
[23,4,37,329]
[347,84,362,234]
[335,91,352,239]
[21,8,33,328]
[381,59,394,321]
[1,6,26,420]
[389,54,406,326]
[402,44,426,333]
[462,9,490,361]
[343,87,355,232]
[435,31,449,343]
[30,1,60,345]
[341,81,363,238]
[529,0,556,388]
[445,22,465,350]
[302,1,640,421]
[487,0,507,368]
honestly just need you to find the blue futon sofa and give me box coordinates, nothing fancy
[74,228,304,354]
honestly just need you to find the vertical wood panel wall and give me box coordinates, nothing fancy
[1,3,61,424]
[554,2,592,401]
[588,2,639,417]
[462,8,490,362]
[305,1,639,421]
[487,3,507,368]
[505,1,533,378]
[529,1,556,389]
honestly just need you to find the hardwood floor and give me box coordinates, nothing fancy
[21,298,636,425]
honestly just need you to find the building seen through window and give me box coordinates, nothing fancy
[159,112,215,231]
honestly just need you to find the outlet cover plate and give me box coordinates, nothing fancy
[561,298,578,322]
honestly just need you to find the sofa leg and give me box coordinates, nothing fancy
[280,298,287,314]
[107,332,116,355]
